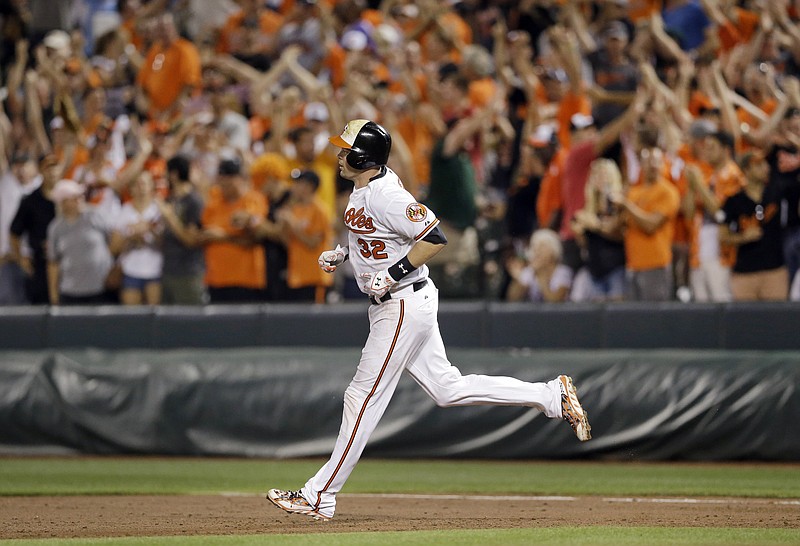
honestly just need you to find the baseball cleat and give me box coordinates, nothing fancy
[558,375,592,442]
[267,489,331,521]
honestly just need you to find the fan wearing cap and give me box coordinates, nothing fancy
[286,125,339,223]
[46,179,115,305]
[558,94,648,273]
[276,169,333,303]
[157,155,207,305]
[586,20,638,129]
[200,157,267,303]
[266,119,592,522]
[250,153,293,301]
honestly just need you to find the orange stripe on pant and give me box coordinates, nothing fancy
[314,300,405,510]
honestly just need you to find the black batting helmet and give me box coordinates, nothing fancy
[329,120,392,170]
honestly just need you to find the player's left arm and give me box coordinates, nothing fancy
[362,225,447,297]
[396,228,447,272]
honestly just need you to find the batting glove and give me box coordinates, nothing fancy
[318,244,348,273]
[361,269,396,298]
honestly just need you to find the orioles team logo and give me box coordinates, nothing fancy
[344,206,377,234]
[406,203,427,222]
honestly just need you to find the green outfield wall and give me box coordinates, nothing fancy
[1,346,798,460]
[1,301,800,350]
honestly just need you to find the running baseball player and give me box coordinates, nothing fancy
[268,120,591,521]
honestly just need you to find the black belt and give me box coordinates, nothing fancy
[370,279,428,305]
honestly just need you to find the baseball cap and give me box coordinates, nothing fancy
[528,124,557,148]
[570,113,595,131]
[603,21,629,41]
[43,30,71,56]
[218,158,242,176]
[304,102,329,122]
[290,168,320,190]
[542,68,568,83]
[341,30,368,51]
[51,179,84,202]
[688,119,717,140]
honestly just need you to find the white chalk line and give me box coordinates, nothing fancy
[221,492,799,506]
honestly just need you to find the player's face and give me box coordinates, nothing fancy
[336,148,358,180]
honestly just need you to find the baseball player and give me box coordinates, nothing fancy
[268,120,591,521]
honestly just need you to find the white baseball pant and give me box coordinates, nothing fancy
[301,280,563,518]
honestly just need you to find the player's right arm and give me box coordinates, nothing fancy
[318,244,349,273]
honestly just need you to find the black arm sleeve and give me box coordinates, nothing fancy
[422,224,447,245]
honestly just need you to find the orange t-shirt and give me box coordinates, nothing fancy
[396,112,434,190]
[718,8,759,52]
[624,176,681,271]
[709,160,746,267]
[556,90,591,149]
[285,199,333,290]
[688,91,715,118]
[468,78,497,108]
[627,0,662,22]
[287,155,339,223]
[137,38,201,116]
[202,186,267,289]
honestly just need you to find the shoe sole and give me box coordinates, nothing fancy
[559,375,592,442]
[266,490,331,521]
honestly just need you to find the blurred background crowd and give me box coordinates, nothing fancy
[0,0,799,306]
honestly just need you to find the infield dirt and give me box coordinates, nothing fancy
[2,494,799,539]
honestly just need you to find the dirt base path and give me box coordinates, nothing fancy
[2,494,798,539]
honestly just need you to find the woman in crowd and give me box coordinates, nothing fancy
[505,228,573,302]
[110,172,163,305]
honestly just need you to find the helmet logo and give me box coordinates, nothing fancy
[339,120,370,147]
[405,203,427,222]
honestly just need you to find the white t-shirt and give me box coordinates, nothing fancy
[115,201,163,279]
[518,264,573,302]
[0,172,40,256]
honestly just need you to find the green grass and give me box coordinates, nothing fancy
[2,458,799,546]
[3,528,800,546]
[1,457,799,498]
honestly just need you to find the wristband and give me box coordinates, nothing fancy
[388,256,417,280]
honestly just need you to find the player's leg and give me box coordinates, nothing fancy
[404,281,589,439]
[404,281,560,415]
[298,300,423,518]
[406,322,562,417]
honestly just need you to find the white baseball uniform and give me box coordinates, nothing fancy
[300,167,564,518]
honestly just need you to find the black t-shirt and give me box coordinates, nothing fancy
[162,189,205,276]
[721,183,784,273]
[263,189,292,301]
[9,187,56,264]
[766,144,800,228]
[506,174,540,238]
[588,50,639,128]
[585,229,626,279]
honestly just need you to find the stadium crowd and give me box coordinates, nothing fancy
[0,0,799,306]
